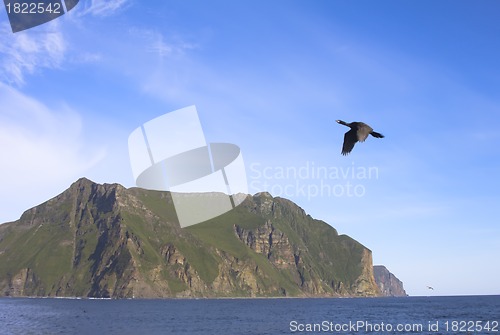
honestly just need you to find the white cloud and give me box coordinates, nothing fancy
[100,27,202,103]
[72,52,103,64]
[0,22,66,86]
[78,0,130,17]
[0,83,106,223]
[127,28,198,59]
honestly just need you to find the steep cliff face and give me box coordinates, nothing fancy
[373,265,407,297]
[0,178,381,298]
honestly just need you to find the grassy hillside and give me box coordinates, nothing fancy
[0,178,380,298]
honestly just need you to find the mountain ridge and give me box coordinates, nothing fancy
[0,177,394,298]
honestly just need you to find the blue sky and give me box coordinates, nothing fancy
[1,0,499,296]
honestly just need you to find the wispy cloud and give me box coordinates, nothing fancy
[101,27,202,103]
[0,22,66,86]
[71,51,104,64]
[0,83,106,223]
[128,28,198,58]
[78,0,131,17]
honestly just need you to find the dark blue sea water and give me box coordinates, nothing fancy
[0,296,498,335]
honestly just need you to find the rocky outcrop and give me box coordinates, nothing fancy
[0,178,383,298]
[373,265,407,297]
[233,211,379,297]
[234,220,296,269]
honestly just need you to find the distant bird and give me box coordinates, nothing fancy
[427,286,434,290]
[336,120,384,155]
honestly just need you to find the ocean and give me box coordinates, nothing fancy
[0,296,498,335]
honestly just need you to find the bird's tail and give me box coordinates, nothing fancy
[370,131,384,138]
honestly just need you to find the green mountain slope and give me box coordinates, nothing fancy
[0,178,380,298]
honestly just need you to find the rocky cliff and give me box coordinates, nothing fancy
[373,265,407,297]
[0,178,381,298]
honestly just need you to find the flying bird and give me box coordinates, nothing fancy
[336,120,384,155]
[427,286,434,290]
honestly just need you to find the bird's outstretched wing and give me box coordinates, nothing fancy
[356,123,373,142]
[342,129,357,155]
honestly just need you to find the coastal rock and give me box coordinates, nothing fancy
[373,265,407,297]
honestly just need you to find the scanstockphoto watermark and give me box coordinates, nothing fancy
[3,1,80,33]
[249,161,379,200]
[289,319,499,333]
[289,320,425,333]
